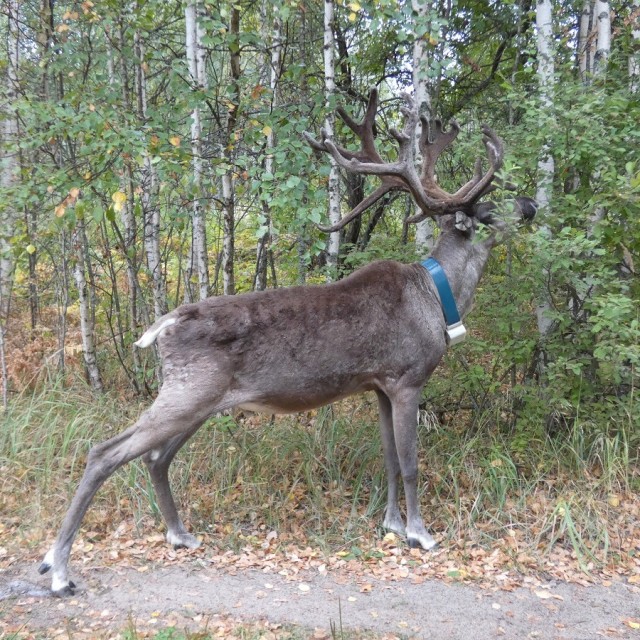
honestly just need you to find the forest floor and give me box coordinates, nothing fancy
[1,527,640,640]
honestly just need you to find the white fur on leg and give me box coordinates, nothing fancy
[166,530,201,549]
[383,509,406,536]
[51,571,71,593]
[42,548,55,570]
[406,525,438,550]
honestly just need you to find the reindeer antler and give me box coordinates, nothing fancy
[304,89,504,232]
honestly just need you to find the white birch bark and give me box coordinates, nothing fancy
[535,0,556,337]
[255,3,281,291]
[324,0,341,272]
[594,0,611,75]
[578,0,595,81]
[135,31,166,319]
[412,0,435,255]
[186,0,209,301]
[0,0,20,321]
[72,216,103,392]
[630,0,640,91]
[222,6,241,296]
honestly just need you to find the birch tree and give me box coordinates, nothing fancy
[578,1,611,80]
[594,0,611,75]
[630,0,640,91]
[72,214,103,392]
[0,0,19,408]
[254,3,282,291]
[0,0,20,321]
[535,0,555,338]
[220,6,241,296]
[135,31,166,320]
[324,0,341,271]
[185,0,209,301]
[578,1,596,81]
[412,0,435,255]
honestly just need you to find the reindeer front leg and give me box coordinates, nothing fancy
[390,387,438,551]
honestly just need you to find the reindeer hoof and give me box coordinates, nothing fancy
[406,531,439,551]
[408,537,439,551]
[51,581,76,598]
[39,548,55,575]
[166,531,201,549]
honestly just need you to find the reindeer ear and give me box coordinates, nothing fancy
[454,211,474,231]
[472,201,497,225]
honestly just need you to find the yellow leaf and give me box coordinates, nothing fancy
[89,104,95,111]
[169,135,181,147]
[628,574,640,584]
[69,187,80,199]
[111,191,127,212]
[56,23,69,33]
[348,1,361,10]
[55,204,66,217]
[262,125,272,136]
[348,11,357,21]
[84,171,92,180]
[428,35,438,46]
[26,244,36,255]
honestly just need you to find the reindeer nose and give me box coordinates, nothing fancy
[518,197,538,222]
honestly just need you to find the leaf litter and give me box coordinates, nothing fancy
[2,503,640,639]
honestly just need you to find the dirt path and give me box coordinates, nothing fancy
[1,561,639,639]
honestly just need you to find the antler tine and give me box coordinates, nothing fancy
[334,88,381,162]
[450,125,504,202]
[317,184,394,232]
[419,118,460,185]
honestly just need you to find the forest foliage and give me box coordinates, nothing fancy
[0,0,638,468]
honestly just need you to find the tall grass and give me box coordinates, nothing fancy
[1,378,636,567]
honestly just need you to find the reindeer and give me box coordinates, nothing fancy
[39,89,536,595]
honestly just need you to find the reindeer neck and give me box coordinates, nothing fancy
[428,229,496,319]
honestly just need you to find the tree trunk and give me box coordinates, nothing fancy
[630,0,640,92]
[594,0,611,75]
[0,0,20,321]
[222,6,241,296]
[135,31,166,319]
[185,0,209,301]
[412,0,436,256]
[255,3,282,291]
[535,0,556,339]
[324,0,341,273]
[57,229,70,373]
[578,0,595,81]
[72,216,103,392]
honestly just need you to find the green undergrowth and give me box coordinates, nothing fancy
[0,377,637,568]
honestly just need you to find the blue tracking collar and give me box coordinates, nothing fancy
[421,258,467,345]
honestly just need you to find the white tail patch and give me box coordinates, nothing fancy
[134,317,177,348]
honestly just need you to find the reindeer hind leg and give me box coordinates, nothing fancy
[40,397,212,596]
[143,428,205,549]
